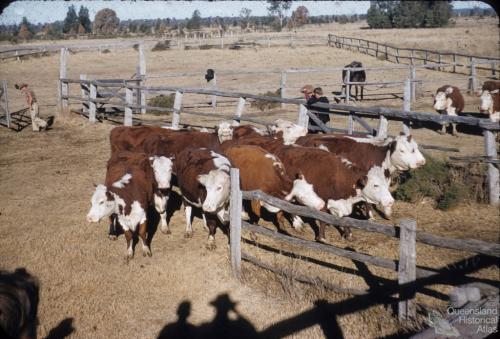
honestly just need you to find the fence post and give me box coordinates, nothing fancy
[138,42,146,114]
[2,80,10,128]
[438,53,442,71]
[80,74,88,114]
[297,104,309,129]
[385,45,388,60]
[89,83,97,123]
[229,168,242,278]
[220,37,224,49]
[492,61,497,77]
[396,49,400,63]
[469,57,477,94]
[424,51,428,65]
[211,73,217,109]
[280,71,287,109]
[484,130,500,206]
[410,67,416,102]
[377,116,388,139]
[453,54,457,73]
[402,78,411,135]
[171,90,183,128]
[410,50,414,65]
[347,113,353,135]
[124,87,133,126]
[398,218,417,321]
[344,69,350,104]
[59,48,68,114]
[234,97,246,123]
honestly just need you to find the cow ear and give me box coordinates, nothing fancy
[431,93,435,98]
[356,176,367,189]
[445,87,453,94]
[389,140,397,154]
[231,120,240,127]
[197,174,207,185]
[93,183,97,188]
[491,89,499,94]
[407,135,413,142]
[384,169,391,179]
[296,172,305,180]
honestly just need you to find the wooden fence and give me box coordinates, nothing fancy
[228,168,500,321]
[328,34,500,77]
[59,76,499,205]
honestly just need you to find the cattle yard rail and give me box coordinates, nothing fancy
[59,78,500,206]
[328,34,500,77]
[228,168,500,322]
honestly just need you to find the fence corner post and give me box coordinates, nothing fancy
[229,168,242,278]
[468,57,477,94]
[377,116,388,139]
[80,74,88,114]
[234,97,246,124]
[89,82,97,123]
[402,78,411,135]
[2,80,10,128]
[59,48,68,114]
[398,218,417,321]
[124,86,133,126]
[297,104,309,129]
[280,71,287,109]
[484,130,500,206]
[172,90,183,128]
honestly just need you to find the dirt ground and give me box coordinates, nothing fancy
[0,18,498,338]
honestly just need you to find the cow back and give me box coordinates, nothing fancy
[143,131,221,158]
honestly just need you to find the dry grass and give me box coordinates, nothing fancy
[0,17,498,338]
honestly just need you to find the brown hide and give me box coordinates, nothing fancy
[174,148,222,205]
[482,81,500,114]
[109,125,169,155]
[274,146,366,201]
[142,131,222,159]
[105,153,155,216]
[295,135,391,172]
[231,125,269,139]
[436,85,464,113]
[222,145,292,199]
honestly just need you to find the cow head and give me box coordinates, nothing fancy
[359,167,395,217]
[216,120,239,143]
[271,119,307,145]
[479,89,498,114]
[86,185,116,223]
[284,174,325,210]
[197,170,230,213]
[389,134,426,171]
[433,86,453,111]
[149,156,174,189]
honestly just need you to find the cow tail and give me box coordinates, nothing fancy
[273,161,293,187]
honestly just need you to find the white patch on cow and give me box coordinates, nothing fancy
[117,200,146,232]
[217,121,236,143]
[200,128,210,133]
[183,196,202,208]
[252,126,268,136]
[346,136,391,145]
[490,111,500,122]
[390,135,426,171]
[150,156,174,189]
[292,215,304,230]
[361,166,395,215]
[216,207,229,224]
[154,193,169,233]
[86,184,116,223]
[341,158,353,167]
[433,91,449,111]
[285,176,325,210]
[318,144,330,152]
[272,119,307,145]
[162,126,179,130]
[209,151,231,172]
[445,102,457,116]
[264,153,283,168]
[260,201,280,213]
[327,197,363,218]
[184,205,193,236]
[112,173,132,188]
[197,170,230,213]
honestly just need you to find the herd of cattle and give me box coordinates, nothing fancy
[86,119,427,259]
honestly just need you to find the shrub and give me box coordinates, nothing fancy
[199,44,213,50]
[250,89,281,111]
[101,49,111,54]
[394,155,487,210]
[132,43,139,51]
[152,40,170,51]
[147,94,175,115]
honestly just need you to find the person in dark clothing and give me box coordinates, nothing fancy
[306,87,330,134]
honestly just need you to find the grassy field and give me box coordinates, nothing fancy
[0,17,498,338]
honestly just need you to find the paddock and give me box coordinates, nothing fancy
[0,19,499,338]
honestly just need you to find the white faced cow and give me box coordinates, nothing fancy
[433,85,464,136]
[478,81,500,122]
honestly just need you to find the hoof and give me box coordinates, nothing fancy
[161,227,172,235]
[125,253,134,263]
[343,233,354,241]
[206,242,216,251]
[315,237,327,244]
[142,247,152,257]
[108,235,118,241]
[184,231,193,238]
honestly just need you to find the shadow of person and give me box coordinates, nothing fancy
[157,301,198,339]
[198,293,260,339]
[44,317,75,339]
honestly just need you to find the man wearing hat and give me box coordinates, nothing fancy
[15,83,53,131]
[301,86,331,134]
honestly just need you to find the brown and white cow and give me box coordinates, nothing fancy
[222,145,325,231]
[87,152,173,259]
[433,85,464,135]
[174,148,232,249]
[478,81,500,122]
[273,146,394,241]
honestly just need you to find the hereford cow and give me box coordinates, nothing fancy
[478,81,500,122]
[272,146,394,241]
[433,85,464,136]
[87,152,173,259]
[174,148,232,249]
[0,268,39,339]
[222,145,325,231]
[342,61,366,101]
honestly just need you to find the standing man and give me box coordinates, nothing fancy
[305,87,330,134]
[15,83,53,131]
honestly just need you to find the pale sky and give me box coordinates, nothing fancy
[0,0,493,25]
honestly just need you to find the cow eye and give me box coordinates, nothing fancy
[217,186,222,191]
[411,149,415,153]
[400,149,405,153]
[374,184,379,188]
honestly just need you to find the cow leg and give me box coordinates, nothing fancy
[138,221,152,257]
[355,85,358,100]
[361,86,364,101]
[201,212,209,232]
[365,202,375,220]
[292,215,304,231]
[249,200,261,224]
[316,221,327,243]
[124,230,134,260]
[275,211,287,231]
[108,214,118,240]
[155,193,170,235]
[439,123,447,135]
[184,204,194,238]
[205,214,217,250]
[452,123,458,136]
